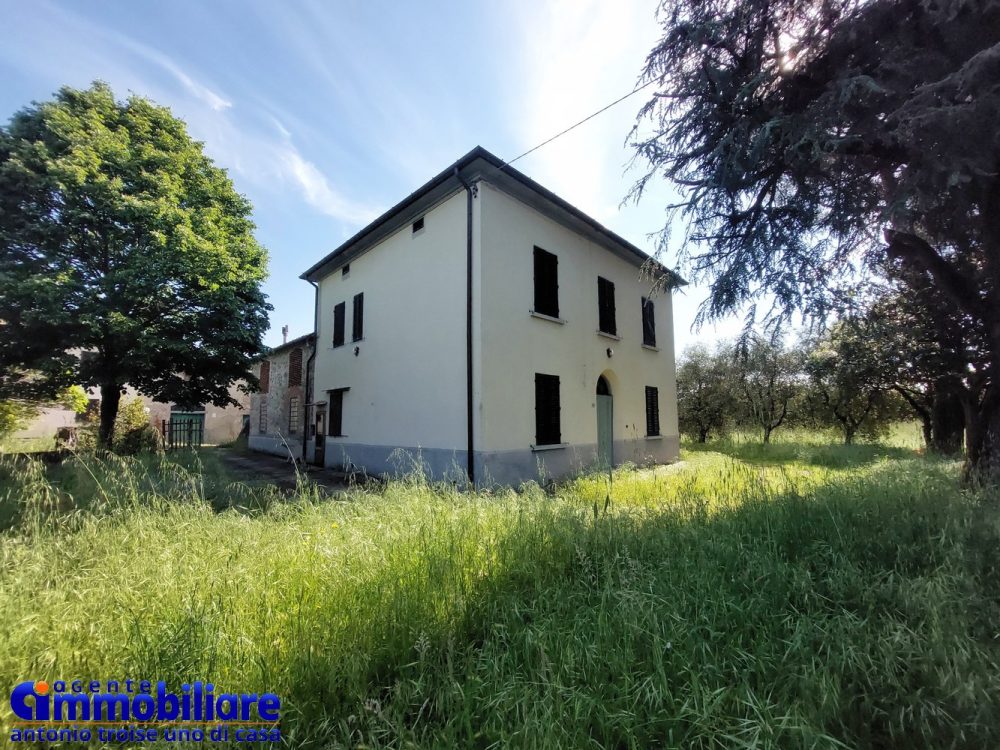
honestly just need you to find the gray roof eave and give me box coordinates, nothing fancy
[300,146,686,288]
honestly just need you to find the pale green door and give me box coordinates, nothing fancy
[596,384,614,468]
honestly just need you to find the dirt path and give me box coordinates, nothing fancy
[216,448,350,493]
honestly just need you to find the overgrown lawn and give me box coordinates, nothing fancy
[0,434,997,748]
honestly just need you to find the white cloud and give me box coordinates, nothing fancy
[36,3,233,112]
[0,0,378,229]
[135,46,232,111]
[279,146,379,225]
[268,115,292,140]
[169,106,381,227]
[59,11,235,112]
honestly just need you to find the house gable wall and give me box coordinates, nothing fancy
[312,189,469,469]
[475,181,679,482]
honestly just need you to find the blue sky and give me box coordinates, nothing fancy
[1,0,743,352]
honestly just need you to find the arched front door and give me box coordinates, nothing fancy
[596,376,614,468]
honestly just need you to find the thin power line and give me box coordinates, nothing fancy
[496,78,659,172]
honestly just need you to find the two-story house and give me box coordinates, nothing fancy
[297,147,682,486]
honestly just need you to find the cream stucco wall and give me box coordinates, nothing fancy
[7,406,78,443]
[312,190,469,459]
[306,178,679,483]
[476,182,679,473]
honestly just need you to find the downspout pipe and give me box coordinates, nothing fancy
[302,279,319,464]
[455,167,475,487]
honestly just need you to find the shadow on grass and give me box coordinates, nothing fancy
[4,446,996,748]
[684,435,922,470]
[261,460,997,749]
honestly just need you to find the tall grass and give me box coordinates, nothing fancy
[0,435,56,454]
[0,440,997,748]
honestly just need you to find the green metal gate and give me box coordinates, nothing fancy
[162,412,205,449]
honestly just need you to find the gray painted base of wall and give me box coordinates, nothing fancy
[322,436,680,487]
[248,435,303,460]
[323,442,471,483]
[476,436,680,486]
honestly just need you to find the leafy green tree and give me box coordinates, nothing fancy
[735,337,802,444]
[113,397,161,455]
[864,275,972,454]
[0,83,270,447]
[804,320,897,444]
[676,342,737,442]
[631,0,1000,482]
[0,400,36,439]
[0,385,89,439]
[59,385,89,415]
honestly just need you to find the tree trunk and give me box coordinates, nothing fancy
[844,426,855,445]
[697,427,709,443]
[961,177,1000,485]
[98,384,122,449]
[893,385,933,449]
[763,425,772,444]
[920,415,933,450]
[930,387,965,454]
[964,387,1000,486]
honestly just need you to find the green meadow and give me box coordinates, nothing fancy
[0,428,998,748]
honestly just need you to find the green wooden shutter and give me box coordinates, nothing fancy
[645,386,660,436]
[333,302,346,347]
[533,247,559,318]
[598,277,616,335]
[642,298,656,346]
[534,373,561,445]
[352,293,364,341]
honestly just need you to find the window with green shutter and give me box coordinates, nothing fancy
[598,277,616,335]
[534,373,561,445]
[533,247,559,318]
[333,302,346,347]
[352,293,364,341]
[642,297,656,347]
[645,386,660,437]
[328,388,348,437]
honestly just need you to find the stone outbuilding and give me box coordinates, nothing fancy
[248,333,315,460]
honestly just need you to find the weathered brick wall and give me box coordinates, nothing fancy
[249,341,313,457]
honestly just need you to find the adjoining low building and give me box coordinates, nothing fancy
[11,406,79,440]
[139,383,250,446]
[7,383,249,448]
[248,333,315,460]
